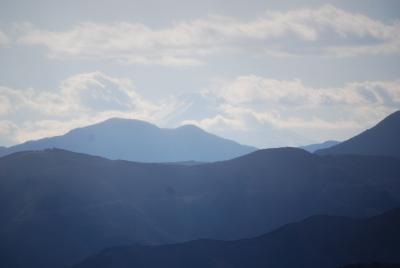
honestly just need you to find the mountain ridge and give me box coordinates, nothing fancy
[301,140,340,152]
[0,118,256,162]
[316,111,400,158]
[1,147,400,268]
[71,207,400,268]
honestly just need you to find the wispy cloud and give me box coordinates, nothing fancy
[17,5,400,66]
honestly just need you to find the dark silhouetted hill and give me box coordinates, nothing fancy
[340,262,400,268]
[1,148,400,268]
[317,111,400,158]
[301,140,340,152]
[0,118,256,162]
[72,208,400,268]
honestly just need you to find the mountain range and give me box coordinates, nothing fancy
[0,118,256,162]
[0,111,400,268]
[0,147,400,268]
[2,110,400,162]
[72,207,400,268]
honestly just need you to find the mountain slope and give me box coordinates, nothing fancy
[301,140,340,153]
[72,208,400,268]
[317,111,400,158]
[340,263,400,268]
[0,118,256,162]
[1,148,400,268]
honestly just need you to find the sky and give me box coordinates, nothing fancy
[0,0,399,148]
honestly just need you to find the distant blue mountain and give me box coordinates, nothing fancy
[300,140,340,153]
[0,118,256,162]
[317,110,400,158]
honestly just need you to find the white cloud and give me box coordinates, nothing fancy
[1,71,399,148]
[0,72,187,145]
[0,30,10,47]
[209,75,400,108]
[0,94,11,115]
[0,120,19,145]
[182,76,400,147]
[18,5,400,66]
[59,72,152,113]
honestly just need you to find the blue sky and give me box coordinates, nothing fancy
[0,0,399,148]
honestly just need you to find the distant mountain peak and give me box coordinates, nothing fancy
[102,117,153,124]
[65,118,160,136]
[92,117,159,128]
[176,124,204,131]
[0,117,256,162]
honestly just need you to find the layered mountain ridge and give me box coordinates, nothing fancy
[72,207,400,268]
[0,118,256,162]
[1,147,400,268]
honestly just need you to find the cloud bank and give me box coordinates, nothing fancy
[181,75,400,147]
[18,5,400,66]
[3,71,398,147]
